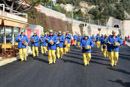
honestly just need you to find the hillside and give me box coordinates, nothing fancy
[56,0,130,25]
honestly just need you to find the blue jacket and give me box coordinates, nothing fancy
[16,35,29,49]
[100,36,105,45]
[96,35,100,41]
[47,35,58,50]
[56,35,65,48]
[107,36,123,52]
[73,35,77,40]
[103,39,108,49]
[91,36,96,41]
[80,37,94,53]
[0,36,3,43]
[40,37,47,47]
[65,34,71,43]
[30,35,39,47]
[77,36,82,42]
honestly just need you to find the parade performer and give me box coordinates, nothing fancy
[77,34,81,48]
[100,34,104,52]
[30,31,39,58]
[65,31,71,52]
[96,34,100,48]
[16,31,29,61]
[107,30,123,67]
[56,31,65,59]
[73,34,77,46]
[80,33,94,66]
[40,33,47,54]
[103,35,108,58]
[46,30,58,64]
[91,35,96,44]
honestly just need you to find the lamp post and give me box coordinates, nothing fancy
[98,28,101,35]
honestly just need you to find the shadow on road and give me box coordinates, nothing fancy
[108,79,130,87]
[91,60,110,67]
[61,59,83,66]
[107,67,130,75]
[35,58,49,64]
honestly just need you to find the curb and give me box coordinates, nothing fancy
[126,41,130,47]
[0,57,17,67]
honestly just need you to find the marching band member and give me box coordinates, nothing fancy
[107,30,123,67]
[73,34,78,46]
[65,31,71,52]
[96,34,101,48]
[30,31,39,58]
[103,35,108,58]
[56,31,65,59]
[40,33,47,55]
[63,32,68,55]
[46,30,58,64]
[16,31,29,62]
[80,33,94,66]
[91,35,96,44]
[100,34,105,52]
[77,34,81,48]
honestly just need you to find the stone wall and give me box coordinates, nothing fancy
[36,5,120,36]
[123,20,130,37]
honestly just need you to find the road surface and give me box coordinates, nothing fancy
[0,45,130,87]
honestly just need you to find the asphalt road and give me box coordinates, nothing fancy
[0,45,130,87]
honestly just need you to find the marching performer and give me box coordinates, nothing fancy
[73,34,78,46]
[103,35,108,58]
[100,34,104,52]
[80,33,94,66]
[77,34,81,48]
[30,31,39,58]
[63,32,68,55]
[107,30,123,67]
[16,31,29,62]
[40,33,47,55]
[96,34,101,48]
[56,31,65,59]
[46,30,58,64]
[91,35,96,44]
[65,31,71,52]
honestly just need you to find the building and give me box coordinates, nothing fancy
[0,4,29,45]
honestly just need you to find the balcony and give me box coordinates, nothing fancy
[0,4,28,23]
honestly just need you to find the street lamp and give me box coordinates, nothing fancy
[98,28,101,35]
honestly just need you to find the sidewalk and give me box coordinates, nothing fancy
[0,57,18,67]
[126,41,130,47]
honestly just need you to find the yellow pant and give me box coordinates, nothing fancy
[101,45,103,52]
[109,51,119,66]
[41,46,47,54]
[48,50,56,64]
[83,52,91,66]
[78,42,80,47]
[57,47,63,59]
[66,43,70,52]
[19,48,27,61]
[32,46,39,57]
[63,47,67,55]
[97,41,100,48]
[103,49,108,58]
[74,40,77,46]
